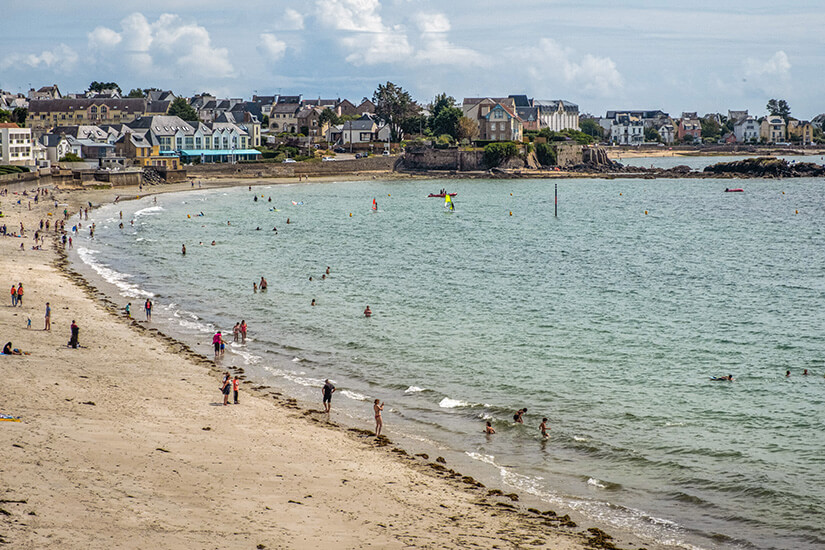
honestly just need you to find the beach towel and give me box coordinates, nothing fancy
[0,414,21,422]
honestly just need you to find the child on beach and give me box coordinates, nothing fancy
[374,399,384,436]
[232,376,240,404]
[213,331,223,358]
[125,303,131,318]
[220,373,231,406]
[485,421,495,434]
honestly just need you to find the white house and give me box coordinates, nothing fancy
[657,123,675,145]
[733,116,760,143]
[610,114,644,145]
[0,123,34,166]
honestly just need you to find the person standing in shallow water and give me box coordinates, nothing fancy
[364,305,372,317]
[373,399,384,436]
[322,379,335,413]
[144,299,152,321]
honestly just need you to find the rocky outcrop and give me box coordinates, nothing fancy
[703,157,825,177]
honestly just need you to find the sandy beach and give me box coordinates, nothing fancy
[0,178,658,549]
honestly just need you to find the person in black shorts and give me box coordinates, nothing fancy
[322,379,336,413]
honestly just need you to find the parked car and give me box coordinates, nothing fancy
[382,150,390,156]
[282,158,296,163]
[334,147,346,153]
[354,153,362,159]
[322,156,335,161]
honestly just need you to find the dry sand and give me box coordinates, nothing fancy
[0,180,661,549]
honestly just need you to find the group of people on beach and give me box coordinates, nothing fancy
[220,372,240,406]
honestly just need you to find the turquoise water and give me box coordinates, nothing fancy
[73,177,825,549]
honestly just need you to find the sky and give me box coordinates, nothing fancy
[1,0,824,118]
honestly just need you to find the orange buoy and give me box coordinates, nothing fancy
[509,211,512,216]
[644,210,648,215]
[349,213,352,217]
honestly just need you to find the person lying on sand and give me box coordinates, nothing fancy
[3,342,27,355]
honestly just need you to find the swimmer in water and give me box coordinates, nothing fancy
[286,218,290,224]
[181,244,186,255]
[326,266,330,275]
[513,408,527,423]
[803,369,809,376]
[786,370,791,377]
[311,299,316,306]
[484,421,495,434]
[211,240,216,246]
[364,305,372,317]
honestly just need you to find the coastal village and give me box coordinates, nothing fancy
[2,83,823,185]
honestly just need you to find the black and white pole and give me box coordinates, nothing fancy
[555,183,558,217]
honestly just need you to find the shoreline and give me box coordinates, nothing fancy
[2,178,688,549]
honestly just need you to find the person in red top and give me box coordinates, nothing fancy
[232,376,240,404]
[15,283,23,307]
[10,285,17,307]
[240,320,247,343]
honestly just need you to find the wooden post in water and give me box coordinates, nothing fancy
[555,183,558,217]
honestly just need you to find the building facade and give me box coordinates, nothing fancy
[0,123,34,166]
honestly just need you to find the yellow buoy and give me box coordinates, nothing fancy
[349,213,352,217]
[187,214,191,218]
[509,211,513,216]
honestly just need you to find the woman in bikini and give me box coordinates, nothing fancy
[373,399,384,437]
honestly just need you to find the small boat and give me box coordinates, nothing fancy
[428,192,457,198]
[724,188,744,193]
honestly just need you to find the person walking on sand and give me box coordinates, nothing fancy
[16,283,23,307]
[232,376,240,404]
[322,379,336,413]
[69,320,79,349]
[540,418,550,438]
[44,302,51,331]
[220,372,231,406]
[373,399,384,436]
[144,299,152,321]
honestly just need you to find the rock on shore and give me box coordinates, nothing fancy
[703,157,825,177]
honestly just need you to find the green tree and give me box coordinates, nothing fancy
[456,117,479,142]
[538,128,594,145]
[483,142,519,168]
[0,109,12,123]
[373,82,416,142]
[261,115,269,127]
[88,81,121,93]
[11,107,27,125]
[318,108,340,127]
[430,93,456,120]
[400,113,429,136]
[644,126,661,142]
[168,97,199,122]
[430,106,462,139]
[127,88,145,98]
[766,99,791,121]
[700,118,721,139]
[59,153,83,162]
[535,142,557,166]
[579,118,604,139]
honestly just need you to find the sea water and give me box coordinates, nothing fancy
[72,177,825,549]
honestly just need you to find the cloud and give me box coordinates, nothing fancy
[88,27,122,50]
[524,39,623,97]
[736,50,791,97]
[0,44,78,72]
[414,13,486,67]
[259,33,287,61]
[315,0,412,64]
[745,50,790,80]
[283,8,305,30]
[87,12,234,79]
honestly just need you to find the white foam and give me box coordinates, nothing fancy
[587,478,607,489]
[292,356,301,362]
[573,436,589,441]
[134,206,164,217]
[228,347,261,365]
[404,386,426,394]
[340,389,370,401]
[439,397,469,408]
[76,247,154,299]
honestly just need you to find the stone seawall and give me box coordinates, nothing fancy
[402,148,486,171]
[188,155,397,179]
